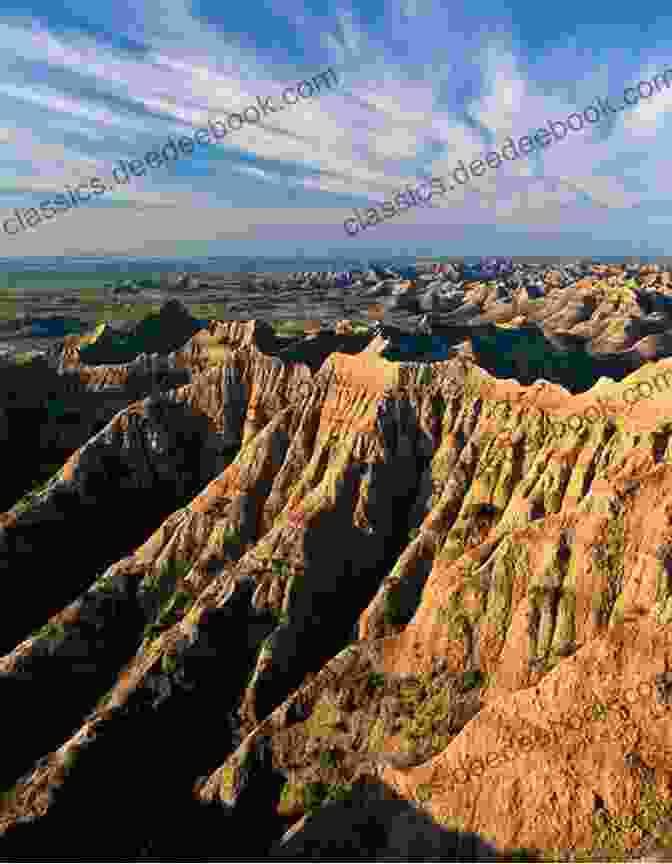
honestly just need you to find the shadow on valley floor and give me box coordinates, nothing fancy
[268,774,541,861]
[380,323,645,394]
[0,768,541,861]
[0,392,240,792]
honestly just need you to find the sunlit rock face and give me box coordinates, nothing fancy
[5,266,672,860]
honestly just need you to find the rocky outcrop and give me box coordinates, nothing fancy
[6,268,672,859]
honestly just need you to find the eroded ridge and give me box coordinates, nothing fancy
[2,302,672,861]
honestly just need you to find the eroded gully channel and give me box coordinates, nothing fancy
[0,390,436,859]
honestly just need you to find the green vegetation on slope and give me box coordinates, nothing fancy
[12,463,64,514]
[140,558,195,646]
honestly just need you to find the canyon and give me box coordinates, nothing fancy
[2,263,672,860]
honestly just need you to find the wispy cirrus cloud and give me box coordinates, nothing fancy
[0,0,669,256]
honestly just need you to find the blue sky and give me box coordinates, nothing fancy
[0,0,670,258]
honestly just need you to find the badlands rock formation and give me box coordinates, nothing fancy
[3,268,672,860]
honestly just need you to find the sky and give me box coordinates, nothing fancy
[0,0,670,259]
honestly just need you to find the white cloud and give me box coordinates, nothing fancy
[468,42,526,137]
[556,175,641,210]
[620,67,672,139]
[0,3,668,254]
